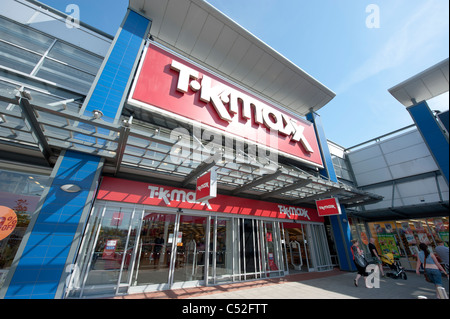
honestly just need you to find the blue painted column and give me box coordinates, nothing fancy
[407,101,449,186]
[307,111,355,272]
[3,151,102,299]
[2,9,151,299]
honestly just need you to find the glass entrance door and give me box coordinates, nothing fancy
[239,219,260,280]
[71,204,140,297]
[171,215,207,287]
[131,212,208,291]
[283,222,312,272]
[132,212,176,290]
[308,224,333,271]
[262,221,284,277]
[209,217,234,284]
[68,201,294,298]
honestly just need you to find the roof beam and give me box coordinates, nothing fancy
[182,158,216,187]
[260,177,312,199]
[389,208,410,219]
[17,94,53,163]
[344,195,383,208]
[232,169,282,195]
[291,187,343,205]
[114,124,131,175]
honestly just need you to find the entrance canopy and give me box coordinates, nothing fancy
[0,86,382,209]
[0,0,382,211]
[389,58,449,107]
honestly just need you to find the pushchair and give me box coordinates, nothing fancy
[380,253,407,280]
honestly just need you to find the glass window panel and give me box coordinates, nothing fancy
[83,206,134,287]
[215,217,233,283]
[122,154,143,165]
[0,114,27,131]
[133,212,176,286]
[0,41,41,74]
[175,166,192,175]
[35,58,95,94]
[0,17,54,54]
[172,215,207,283]
[0,169,50,290]
[0,80,20,100]
[48,41,103,75]
[264,221,281,275]
[24,88,84,113]
[124,145,146,158]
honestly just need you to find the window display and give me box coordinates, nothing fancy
[0,168,50,289]
[366,217,449,270]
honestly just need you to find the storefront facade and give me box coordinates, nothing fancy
[348,215,449,271]
[329,56,449,272]
[0,0,382,299]
[66,176,331,297]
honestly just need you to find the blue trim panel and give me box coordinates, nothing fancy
[84,10,149,122]
[75,10,150,149]
[408,101,449,185]
[306,113,337,182]
[307,112,355,271]
[4,151,101,299]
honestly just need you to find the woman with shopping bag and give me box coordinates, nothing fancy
[351,239,370,288]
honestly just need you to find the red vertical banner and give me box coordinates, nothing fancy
[196,168,217,202]
[315,198,342,216]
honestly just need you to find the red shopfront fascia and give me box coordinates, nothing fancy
[97,177,324,223]
[129,43,324,168]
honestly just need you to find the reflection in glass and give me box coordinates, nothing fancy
[209,217,233,284]
[84,207,134,287]
[283,223,310,272]
[132,212,176,286]
[0,169,49,290]
[172,215,207,283]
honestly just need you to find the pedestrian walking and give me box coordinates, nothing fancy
[351,239,370,288]
[415,242,449,299]
[368,238,385,277]
[434,239,449,273]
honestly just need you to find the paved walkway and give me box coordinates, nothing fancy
[113,268,449,300]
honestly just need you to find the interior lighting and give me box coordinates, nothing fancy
[92,110,103,120]
[60,184,81,193]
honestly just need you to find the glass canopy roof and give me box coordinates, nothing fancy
[0,80,382,208]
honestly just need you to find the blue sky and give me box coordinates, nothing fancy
[38,0,449,147]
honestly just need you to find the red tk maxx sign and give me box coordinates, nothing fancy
[196,169,217,202]
[129,43,323,168]
[315,198,342,217]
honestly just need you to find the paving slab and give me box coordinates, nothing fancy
[113,268,449,300]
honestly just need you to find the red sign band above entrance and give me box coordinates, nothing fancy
[97,177,324,223]
[129,43,323,168]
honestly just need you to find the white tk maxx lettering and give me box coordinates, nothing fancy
[148,185,212,210]
[170,60,314,154]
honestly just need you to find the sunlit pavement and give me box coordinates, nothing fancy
[113,268,449,300]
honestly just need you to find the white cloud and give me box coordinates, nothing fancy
[336,1,449,94]
[428,92,449,113]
